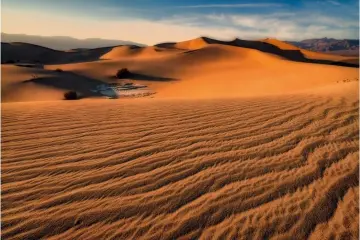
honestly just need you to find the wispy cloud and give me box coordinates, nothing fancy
[327,0,341,5]
[2,1,358,45]
[172,3,284,9]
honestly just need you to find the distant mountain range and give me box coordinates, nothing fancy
[287,38,359,56]
[1,33,146,51]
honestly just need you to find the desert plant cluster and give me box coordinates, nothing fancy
[63,90,78,100]
[116,68,131,79]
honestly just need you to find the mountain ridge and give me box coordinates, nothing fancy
[286,38,359,56]
[1,33,146,51]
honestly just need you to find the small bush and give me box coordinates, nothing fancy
[116,68,131,79]
[55,68,63,73]
[64,91,78,100]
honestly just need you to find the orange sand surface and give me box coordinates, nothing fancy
[1,37,359,239]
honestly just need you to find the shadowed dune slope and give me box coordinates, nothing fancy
[261,38,359,65]
[1,65,109,102]
[1,42,115,64]
[234,38,358,66]
[1,84,359,239]
[1,65,65,102]
[260,38,300,50]
[1,42,64,63]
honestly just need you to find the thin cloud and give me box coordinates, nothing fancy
[2,5,358,45]
[172,3,284,9]
[327,0,341,5]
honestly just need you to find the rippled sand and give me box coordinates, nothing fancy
[2,88,358,239]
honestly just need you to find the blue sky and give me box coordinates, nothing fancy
[2,0,359,44]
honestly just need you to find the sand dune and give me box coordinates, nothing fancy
[172,37,359,66]
[100,45,185,60]
[1,65,65,102]
[100,45,143,59]
[1,65,108,102]
[260,38,300,50]
[175,37,211,50]
[261,38,359,63]
[2,83,358,239]
[1,42,114,64]
[3,37,358,66]
[156,57,358,99]
[2,42,64,63]
[45,44,358,100]
[3,40,358,102]
[1,34,359,239]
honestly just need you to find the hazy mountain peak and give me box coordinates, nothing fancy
[286,38,359,56]
[1,33,146,51]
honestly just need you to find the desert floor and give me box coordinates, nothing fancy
[2,82,359,240]
[1,38,359,239]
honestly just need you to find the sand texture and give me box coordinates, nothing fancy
[1,37,359,239]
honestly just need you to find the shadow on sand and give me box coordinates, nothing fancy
[1,42,119,65]
[109,72,178,82]
[22,71,117,98]
[230,38,359,68]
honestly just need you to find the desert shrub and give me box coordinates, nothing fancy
[64,91,78,100]
[116,68,131,79]
[55,68,63,72]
